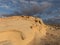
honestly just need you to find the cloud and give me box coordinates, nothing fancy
[20,1,52,15]
[0,5,10,9]
[0,0,52,17]
[39,1,52,10]
[12,0,17,4]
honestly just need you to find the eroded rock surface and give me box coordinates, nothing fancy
[0,16,60,45]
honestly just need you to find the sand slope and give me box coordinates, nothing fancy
[0,16,60,45]
[0,16,47,45]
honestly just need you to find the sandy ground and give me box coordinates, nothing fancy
[0,16,60,45]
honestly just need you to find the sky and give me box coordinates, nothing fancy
[0,0,60,20]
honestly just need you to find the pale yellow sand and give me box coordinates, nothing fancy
[0,16,50,45]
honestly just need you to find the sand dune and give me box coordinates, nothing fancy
[0,16,60,45]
